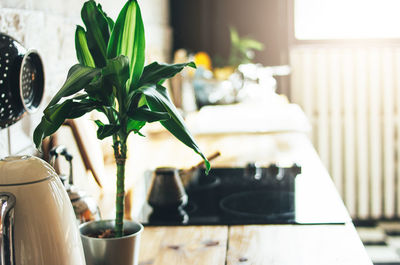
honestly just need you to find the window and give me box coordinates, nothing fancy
[294,0,400,40]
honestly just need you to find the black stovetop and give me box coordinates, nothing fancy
[139,165,313,226]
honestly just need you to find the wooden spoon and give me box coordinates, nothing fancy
[180,151,221,186]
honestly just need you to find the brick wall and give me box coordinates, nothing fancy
[0,0,171,157]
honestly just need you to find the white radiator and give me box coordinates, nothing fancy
[290,46,400,219]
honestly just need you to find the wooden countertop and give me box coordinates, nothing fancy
[139,224,370,265]
[136,130,372,265]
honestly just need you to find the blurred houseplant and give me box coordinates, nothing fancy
[227,27,264,69]
[34,0,209,244]
[213,27,264,79]
[191,28,264,108]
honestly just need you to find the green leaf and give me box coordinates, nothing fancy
[239,38,264,51]
[48,64,100,107]
[33,116,57,150]
[34,98,101,149]
[70,93,90,101]
[126,89,142,111]
[230,27,240,45]
[100,55,130,109]
[97,3,115,32]
[127,105,170,123]
[33,102,71,149]
[126,118,146,135]
[228,26,264,67]
[75,25,96,67]
[102,106,119,122]
[81,0,110,67]
[139,84,210,174]
[94,120,120,139]
[85,75,114,106]
[67,98,102,119]
[105,17,115,32]
[102,55,130,90]
[138,62,196,87]
[107,0,145,91]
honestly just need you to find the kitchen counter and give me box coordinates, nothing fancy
[139,224,369,265]
[136,129,372,264]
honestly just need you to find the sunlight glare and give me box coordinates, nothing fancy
[295,0,400,39]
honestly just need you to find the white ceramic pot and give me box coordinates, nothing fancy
[0,156,86,265]
[80,219,143,265]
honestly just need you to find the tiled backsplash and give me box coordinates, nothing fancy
[0,0,171,157]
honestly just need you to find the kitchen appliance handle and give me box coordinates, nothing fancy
[49,145,73,185]
[0,192,16,265]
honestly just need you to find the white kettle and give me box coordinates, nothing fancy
[0,156,86,265]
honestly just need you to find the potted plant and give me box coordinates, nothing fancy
[227,27,264,70]
[191,27,264,108]
[33,0,209,264]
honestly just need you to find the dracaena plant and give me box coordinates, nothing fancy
[33,0,210,237]
[228,27,264,69]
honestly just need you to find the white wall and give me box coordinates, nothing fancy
[0,0,171,157]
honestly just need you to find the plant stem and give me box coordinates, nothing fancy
[113,136,127,237]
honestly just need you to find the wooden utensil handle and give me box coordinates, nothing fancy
[191,151,221,170]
